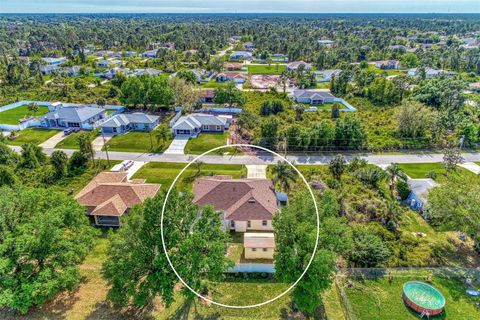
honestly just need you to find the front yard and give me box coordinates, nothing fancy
[132,161,247,191]
[105,130,172,153]
[0,104,49,125]
[398,163,479,183]
[184,132,241,155]
[4,128,60,146]
[247,64,286,75]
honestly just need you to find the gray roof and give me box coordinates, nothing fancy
[100,113,160,128]
[287,61,312,69]
[407,178,438,202]
[314,69,341,77]
[44,106,105,123]
[293,90,335,100]
[173,114,227,131]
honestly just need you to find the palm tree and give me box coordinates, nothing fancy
[385,163,407,197]
[276,137,288,157]
[272,161,297,192]
[154,126,171,149]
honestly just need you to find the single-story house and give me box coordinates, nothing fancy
[407,67,455,78]
[63,66,82,77]
[40,65,62,75]
[96,59,122,68]
[100,113,160,134]
[389,45,409,51]
[406,178,438,211]
[226,62,244,71]
[143,49,158,58]
[468,82,480,93]
[244,233,275,260]
[286,60,312,71]
[42,57,66,65]
[171,113,229,136]
[270,53,289,62]
[103,68,131,80]
[230,51,253,60]
[124,51,138,57]
[76,172,161,227]
[199,89,215,103]
[186,69,216,83]
[244,42,255,51]
[42,105,105,129]
[95,50,115,57]
[314,69,341,82]
[290,90,336,105]
[216,72,247,84]
[318,39,334,47]
[130,68,162,77]
[192,176,281,233]
[374,60,401,70]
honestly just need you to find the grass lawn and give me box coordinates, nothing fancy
[366,64,407,76]
[105,130,172,153]
[184,132,242,155]
[196,80,227,88]
[132,162,247,191]
[248,64,286,75]
[54,131,85,149]
[343,273,480,319]
[0,105,49,125]
[398,163,479,183]
[322,283,347,320]
[5,128,60,146]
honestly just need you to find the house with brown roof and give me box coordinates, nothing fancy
[244,233,275,260]
[192,176,280,232]
[76,172,160,227]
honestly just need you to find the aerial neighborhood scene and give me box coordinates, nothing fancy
[1,0,480,319]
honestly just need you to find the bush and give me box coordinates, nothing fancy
[68,151,89,174]
[396,180,410,200]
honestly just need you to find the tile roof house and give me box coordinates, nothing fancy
[193,176,280,232]
[290,90,336,105]
[226,62,244,71]
[76,172,161,226]
[199,89,215,103]
[171,113,229,137]
[286,60,312,71]
[100,112,160,134]
[244,233,275,260]
[42,105,106,129]
[216,72,247,84]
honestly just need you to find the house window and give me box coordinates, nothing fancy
[263,248,268,252]
[262,220,268,226]
[216,125,221,131]
[230,220,235,228]
[252,248,257,252]
[247,221,251,228]
[203,125,209,130]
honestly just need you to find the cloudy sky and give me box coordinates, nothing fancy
[1,0,479,13]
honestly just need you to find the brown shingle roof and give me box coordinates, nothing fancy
[192,176,278,221]
[76,172,160,217]
[244,233,275,248]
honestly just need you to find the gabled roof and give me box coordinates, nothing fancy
[173,113,227,131]
[287,61,312,69]
[293,90,335,100]
[43,106,105,122]
[100,113,160,128]
[407,178,438,203]
[76,172,160,217]
[193,176,278,221]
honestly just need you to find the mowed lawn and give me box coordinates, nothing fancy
[343,274,480,320]
[398,163,479,183]
[54,131,85,149]
[132,162,247,190]
[4,128,60,146]
[248,64,286,75]
[105,131,172,153]
[0,105,49,125]
[184,132,241,155]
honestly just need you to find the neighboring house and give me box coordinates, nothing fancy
[468,82,480,93]
[270,53,289,62]
[192,176,280,233]
[290,90,336,105]
[103,68,131,80]
[42,57,66,65]
[244,42,255,51]
[314,69,341,82]
[179,69,216,83]
[407,67,454,78]
[389,44,409,51]
[171,113,229,136]
[96,59,122,68]
[76,172,161,227]
[95,50,115,57]
[318,39,334,47]
[124,51,138,57]
[374,60,401,70]
[40,65,62,75]
[244,233,275,260]
[406,178,438,212]
[216,72,247,84]
[18,56,30,64]
[100,113,160,134]
[286,60,312,71]
[199,89,215,103]
[460,38,479,49]
[63,66,82,77]
[142,49,158,58]
[131,68,162,77]
[226,62,244,71]
[230,51,253,60]
[42,105,105,129]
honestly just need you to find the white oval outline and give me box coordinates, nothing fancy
[160,143,320,309]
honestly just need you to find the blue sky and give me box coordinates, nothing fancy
[1,0,479,13]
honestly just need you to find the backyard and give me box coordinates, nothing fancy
[0,104,49,124]
[247,64,286,75]
[132,161,247,190]
[184,132,241,155]
[4,128,60,146]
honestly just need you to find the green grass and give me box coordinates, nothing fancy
[366,64,407,76]
[5,128,60,146]
[398,163,479,183]
[196,80,228,88]
[54,131,83,149]
[0,105,49,125]
[343,274,480,319]
[132,162,247,191]
[248,64,286,75]
[184,132,241,155]
[105,131,171,153]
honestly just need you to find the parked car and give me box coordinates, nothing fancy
[63,128,76,136]
[121,160,134,170]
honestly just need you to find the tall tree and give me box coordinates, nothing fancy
[385,163,407,196]
[271,160,297,192]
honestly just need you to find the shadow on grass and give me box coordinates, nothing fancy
[167,299,221,320]
[85,301,156,320]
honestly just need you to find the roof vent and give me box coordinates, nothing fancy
[248,199,256,203]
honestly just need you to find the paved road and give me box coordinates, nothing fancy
[9,145,480,166]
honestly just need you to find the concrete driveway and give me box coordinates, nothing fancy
[459,162,480,174]
[246,165,267,179]
[39,131,67,148]
[92,135,112,152]
[164,136,189,155]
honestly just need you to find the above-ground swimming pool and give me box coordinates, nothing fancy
[403,281,446,316]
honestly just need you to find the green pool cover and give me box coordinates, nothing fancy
[403,281,446,310]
